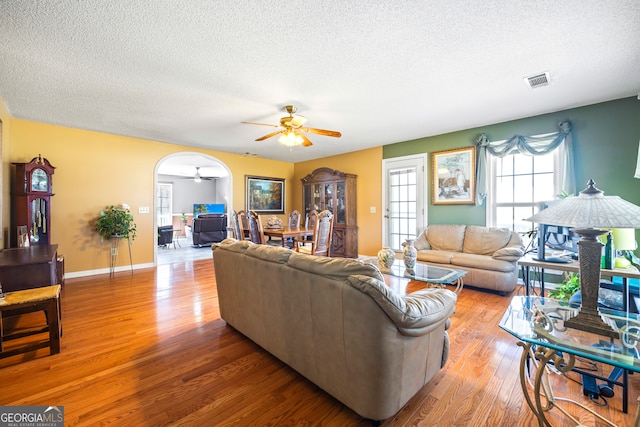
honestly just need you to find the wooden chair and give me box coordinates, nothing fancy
[248,211,266,244]
[284,210,301,248]
[231,210,245,240]
[237,210,250,239]
[299,209,318,247]
[288,210,301,228]
[296,210,333,257]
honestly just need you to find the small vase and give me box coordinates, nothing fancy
[377,247,396,269]
[403,239,417,269]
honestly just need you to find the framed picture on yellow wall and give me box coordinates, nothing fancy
[432,146,475,205]
[245,175,285,214]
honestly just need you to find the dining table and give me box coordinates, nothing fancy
[262,226,314,247]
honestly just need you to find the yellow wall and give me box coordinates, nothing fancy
[7,119,294,275]
[292,147,383,256]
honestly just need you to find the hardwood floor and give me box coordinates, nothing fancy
[1,258,639,426]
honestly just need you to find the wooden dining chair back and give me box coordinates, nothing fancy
[237,210,251,238]
[297,210,333,256]
[299,209,318,247]
[288,210,301,229]
[231,210,245,240]
[248,211,266,244]
[305,210,318,230]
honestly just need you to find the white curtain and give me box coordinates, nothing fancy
[475,120,575,205]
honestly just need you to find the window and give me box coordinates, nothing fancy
[157,183,173,226]
[487,144,565,233]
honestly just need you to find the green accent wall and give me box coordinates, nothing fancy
[383,97,640,227]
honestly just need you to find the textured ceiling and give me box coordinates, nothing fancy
[1,0,640,165]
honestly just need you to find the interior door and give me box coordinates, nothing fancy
[382,155,427,250]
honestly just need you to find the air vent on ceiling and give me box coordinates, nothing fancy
[524,71,550,89]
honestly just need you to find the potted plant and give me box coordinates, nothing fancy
[96,204,137,241]
[548,272,580,301]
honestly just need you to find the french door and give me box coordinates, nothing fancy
[382,154,427,250]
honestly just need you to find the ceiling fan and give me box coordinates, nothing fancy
[191,167,214,183]
[241,105,341,148]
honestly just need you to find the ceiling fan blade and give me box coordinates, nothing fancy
[300,133,313,147]
[255,129,284,141]
[241,121,281,128]
[300,127,342,138]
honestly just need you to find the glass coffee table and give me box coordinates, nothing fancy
[360,257,466,294]
[500,296,640,426]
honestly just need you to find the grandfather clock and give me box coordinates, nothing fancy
[11,155,56,247]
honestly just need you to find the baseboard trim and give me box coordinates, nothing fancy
[65,262,155,279]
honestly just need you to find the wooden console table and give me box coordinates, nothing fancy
[0,245,58,293]
[520,254,640,311]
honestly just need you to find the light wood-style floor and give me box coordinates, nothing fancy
[1,258,639,426]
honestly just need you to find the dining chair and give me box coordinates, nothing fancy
[237,210,251,239]
[296,210,333,257]
[283,210,301,248]
[299,209,318,247]
[248,210,266,244]
[231,210,245,240]
[288,210,301,228]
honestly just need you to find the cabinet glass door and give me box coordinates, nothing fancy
[303,184,312,215]
[336,181,346,224]
[324,183,334,214]
[313,184,322,212]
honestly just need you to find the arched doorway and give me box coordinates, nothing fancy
[154,153,233,265]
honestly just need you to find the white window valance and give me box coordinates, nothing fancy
[475,120,575,205]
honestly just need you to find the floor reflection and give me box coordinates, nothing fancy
[157,236,213,265]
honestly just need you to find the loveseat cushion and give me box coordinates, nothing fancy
[245,241,294,264]
[416,250,456,265]
[287,251,385,282]
[347,275,456,336]
[426,224,466,252]
[450,252,517,273]
[462,226,512,255]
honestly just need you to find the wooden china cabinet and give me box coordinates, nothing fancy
[301,167,357,258]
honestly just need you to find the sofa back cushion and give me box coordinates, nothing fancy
[426,224,466,252]
[462,226,512,255]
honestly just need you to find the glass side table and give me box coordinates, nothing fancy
[499,296,640,426]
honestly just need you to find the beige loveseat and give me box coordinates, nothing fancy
[212,238,458,421]
[412,224,524,295]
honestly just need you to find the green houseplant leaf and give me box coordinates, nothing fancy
[96,205,137,240]
[548,272,580,301]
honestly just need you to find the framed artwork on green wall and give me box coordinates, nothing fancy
[432,146,476,205]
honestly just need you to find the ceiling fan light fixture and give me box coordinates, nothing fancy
[278,130,304,148]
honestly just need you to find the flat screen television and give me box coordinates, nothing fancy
[193,203,225,217]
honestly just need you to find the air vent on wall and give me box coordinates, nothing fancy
[524,71,550,89]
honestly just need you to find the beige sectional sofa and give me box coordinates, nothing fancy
[212,238,458,421]
[412,224,524,295]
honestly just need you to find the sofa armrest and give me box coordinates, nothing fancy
[405,229,430,250]
[348,275,456,337]
[492,246,524,261]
